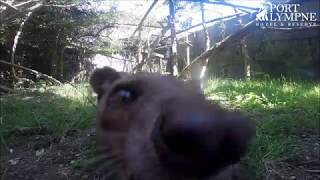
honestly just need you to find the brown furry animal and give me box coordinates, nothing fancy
[90,67,255,180]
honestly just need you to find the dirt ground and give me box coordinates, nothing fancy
[262,135,320,180]
[1,128,319,180]
[0,128,110,180]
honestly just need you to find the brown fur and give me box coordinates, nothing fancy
[90,67,255,180]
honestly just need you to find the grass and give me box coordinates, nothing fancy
[0,83,97,140]
[1,79,319,178]
[205,78,320,178]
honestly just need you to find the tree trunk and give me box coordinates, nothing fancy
[146,24,168,72]
[123,57,127,72]
[50,48,59,78]
[185,32,190,66]
[199,2,211,88]
[136,28,143,72]
[147,34,152,72]
[56,46,65,80]
[168,0,178,76]
[11,11,33,81]
[241,40,251,79]
[184,32,192,79]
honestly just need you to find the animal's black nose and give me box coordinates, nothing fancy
[153,106,225,177]
[152,99,255,178]
[160,111,219,155]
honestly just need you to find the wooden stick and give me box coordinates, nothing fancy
[130,0,159,38]
[0,85,15,93]
[178,19,257,78]
[162,13,243,41]
[204,0,260,11]
[0,60,62,85]
[180,0,260,11]
[146,25,169,70]
[0,0,18,11]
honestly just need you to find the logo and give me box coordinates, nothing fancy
[256,2,319,28]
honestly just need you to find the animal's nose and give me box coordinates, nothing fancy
[152,99,255,178]
[160,111,219,155]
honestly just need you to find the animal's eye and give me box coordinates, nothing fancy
[107,87,138,108]
[115,89,135,103]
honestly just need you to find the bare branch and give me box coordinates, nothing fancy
[0,85,15,93]
[0,60,62,85]
[263,25,320,31]
[43,4,76,8]
[180,0,260,11]
[179,20,257,78]
[145,25,169,70]
[10,3,42,80]
[162,13,243,41]
[180,12,242,33]
[1,2,43,24]
[204,0,260,11]
[11,11,34,79]
[132,26,169,72]
[130,0,159,38]
[14,0,39,8]
[0,0,18,11]
[100,54,135,62]
[114,23,161,29]
[132,61,145,72]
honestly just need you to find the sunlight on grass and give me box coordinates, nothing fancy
[1,79,319,178]
[205,78,320,177]
[0,83,96,139]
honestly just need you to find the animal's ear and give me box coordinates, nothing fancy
[89,67,121,96]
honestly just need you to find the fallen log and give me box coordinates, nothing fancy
[0,85,15,93]
[0,60,62,85]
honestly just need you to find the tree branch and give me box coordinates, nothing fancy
[146,25,169,70]
[0,60,62,85]
[0,85,15,93]
[130,0,159,38]
[204,0,260,11]
[132,24,169,73]
[43,4,77,8]
[11,10,33,80]
[114,23,161,29]
[14,0,39,8]
[180,0,260,11]
[0,0,18,11]
[162,13,243,41]
[178,19,258,78]
[0,3,39,24]
[263,25,320,31]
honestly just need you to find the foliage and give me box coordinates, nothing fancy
[0,83,96,140]
[205,79,320,177]
[1,1,118,47]
[0,1,120,84]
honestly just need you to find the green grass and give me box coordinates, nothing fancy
[1,79,319,178]
[0,83,97,139]
[205,78,320,178]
